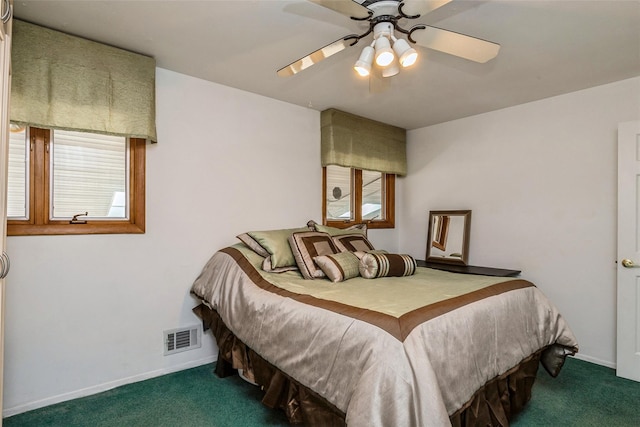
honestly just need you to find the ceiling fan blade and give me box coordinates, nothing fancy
[307,0,371,19]
[277,36,356,77]
[410,25,500,63]
[400,0,452,17]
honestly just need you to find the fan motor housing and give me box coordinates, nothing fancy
[373,21,394,39]
[367,1,402,18]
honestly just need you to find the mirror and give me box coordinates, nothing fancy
[426,210,472,265]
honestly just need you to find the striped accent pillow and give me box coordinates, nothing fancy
[313,252,361,283]
[359,253,417,279]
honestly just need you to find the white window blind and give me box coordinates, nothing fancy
[7,126,27,219]
[51,130,128,219]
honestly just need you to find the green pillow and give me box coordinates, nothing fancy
[247,227,309,270]
[314,223,367,236]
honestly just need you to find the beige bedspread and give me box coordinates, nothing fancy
[191,244,578,427]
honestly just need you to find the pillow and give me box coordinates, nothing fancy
[314,223,368,237]
[288,231,339,279]
[359,253,417,279]
[333,233,376,253]
[246,227,310,271]
[314,252,361,283]
[236,233,269,257]
[353,249,388,260]
[261,257,299,273]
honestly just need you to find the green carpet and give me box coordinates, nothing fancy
[512,357,640,426]
[4,357,640,426]
[4,366,289,427]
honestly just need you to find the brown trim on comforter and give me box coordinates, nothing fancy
[220,246,535,341]
[193,303,544,427]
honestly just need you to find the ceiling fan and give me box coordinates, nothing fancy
[277,0,500,80]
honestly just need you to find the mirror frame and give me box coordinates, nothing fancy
[425,210,472,265]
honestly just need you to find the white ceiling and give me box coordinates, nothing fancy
[11,0,640,130]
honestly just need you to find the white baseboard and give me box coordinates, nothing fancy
[571,353,616,369]
[2,355,218,418]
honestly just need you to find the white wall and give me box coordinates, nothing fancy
[2,68,326,416]
[399,77,640,367]
[6,66,633,417]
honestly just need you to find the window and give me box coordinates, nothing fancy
[7,125,145,235]
[323,165,395,229]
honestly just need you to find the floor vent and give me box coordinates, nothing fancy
[164,325,201,356]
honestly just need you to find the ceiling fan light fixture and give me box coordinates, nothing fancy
[400,49,418,67]
[354,45,375,77]
[381,58,400,78]
[393,38,418,67]
[374,36,394,67]
[277,0,501,83]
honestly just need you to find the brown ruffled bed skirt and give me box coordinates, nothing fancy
[193,303,543,426]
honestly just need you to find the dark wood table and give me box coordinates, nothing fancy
[416,260,521,277]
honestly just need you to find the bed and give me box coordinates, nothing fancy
[190,228,578,427]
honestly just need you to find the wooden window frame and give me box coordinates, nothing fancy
[7,127,145,236]
[322,167,395,229]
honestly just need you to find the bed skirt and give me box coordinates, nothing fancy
[193,303,542,426]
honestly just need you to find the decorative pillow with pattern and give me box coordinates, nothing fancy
[313,251,361,283]
[359,252,417,279]
[289,231,339,279]
[333,233,376,253]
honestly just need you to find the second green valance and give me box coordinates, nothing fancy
[321,108,406,176]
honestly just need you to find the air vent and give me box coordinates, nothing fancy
[164,325,201,356]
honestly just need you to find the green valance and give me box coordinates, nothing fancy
[321,108,406,176]
[10,20,157,142]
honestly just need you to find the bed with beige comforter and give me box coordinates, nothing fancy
[191,244,578,427]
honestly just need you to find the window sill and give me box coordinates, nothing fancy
[7,222,145,236]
